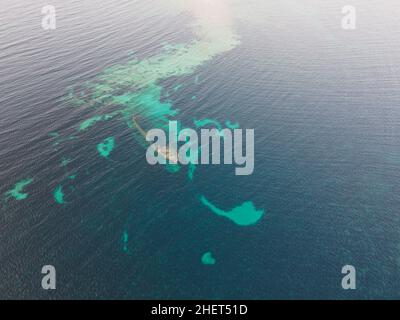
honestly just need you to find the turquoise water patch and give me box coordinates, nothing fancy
[188,163,196,181]
[54,185,66,204]
[79,115,104,131]
[200,196,264,226]
[5,178,34,201]
[79,113,116,131]
[122,230,129,253]
[97,137,115,158]
[201,251,216,265]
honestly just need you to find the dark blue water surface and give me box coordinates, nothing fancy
[1,0,400,299]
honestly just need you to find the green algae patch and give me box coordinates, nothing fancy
[97,137,115,158]
[53,185,66,204]
[5,178,34,201]
[200,196,264,226]
[201,251,216,265]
